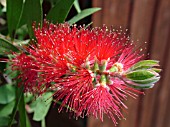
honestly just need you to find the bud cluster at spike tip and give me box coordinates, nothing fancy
[10,20,161,125]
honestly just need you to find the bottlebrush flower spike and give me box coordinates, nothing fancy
[9,20,161,125]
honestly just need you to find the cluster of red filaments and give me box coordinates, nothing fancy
[12,21,144,125]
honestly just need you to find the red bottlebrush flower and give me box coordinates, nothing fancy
[10,20,155,125]
[78,85,124,124]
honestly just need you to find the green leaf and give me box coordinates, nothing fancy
[8,85,22,127]
[24,93,34,103]
[150,68,162,73]
[74,0,81,13]
[128,83,155,89]
[15,25,29,40]
[18,89,26,127]
[0,85,16,104]
[126,70,157,80]
[7,0,23,38]
[46,0,75,23]
[19,0,43,38]
[130,60,159,71]
[14,39,30,45]
[0,101,15,117]
[33,92,53,121]
[26,114,31,127]
[130,76,160,85]
[0,38,19,55]
[5,63,18,79]
[46,0,61,7]
[68,8,101,25]
[0,116,16,127]
[0,117,9,127]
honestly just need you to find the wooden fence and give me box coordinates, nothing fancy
[88,0,170,127]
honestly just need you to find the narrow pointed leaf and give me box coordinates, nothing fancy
[0,38,19,55]
[68,8,101,25]
[7,0,23,38]
[8,85,23,127]
[26,114,31,127]
[74,0,81,13]
[19,0,43,38]
[46,0,74,23]
[18,89,26,127]
[130,60,159,70]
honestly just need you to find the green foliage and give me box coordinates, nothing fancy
[19,0,43,38]
[24,93,34,103]
[74,0,81,13]
[68,8,101,25]
[8,86,23,127]
[32,92,53,121]
[126,70,157,80]
[0,116,16,127]
[0,38,19,55]
[7,0,23,38]
[0,101,15,117]
[18,88,27,127]
[129,60,159,71]
[15,25,29,40]
[46,0,74,23]
[6,0,43,38]
[0,85,16,104]
[125,60,161,89]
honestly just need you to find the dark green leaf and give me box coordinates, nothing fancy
[19,0,43,38]
[26,114,31,127]
[0,38,19,55]
[0,116,16,127]
[46,0,74,23]
[0,117,9,127]
[0,85,16,104]
[33,92,53,121]
[18,89,26,127]
[0,101,15,117]
[5,63,18,79]
[126,70,157,80]
[45,0,61,7]
[15,25,29,40]
[7,0,23,38]
[0,6,3,16]
[8,85,22,127]
[68,8,101,25]
[130,60,159,71]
